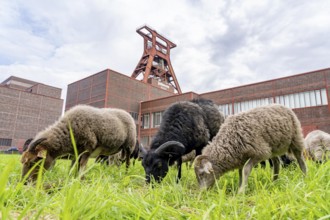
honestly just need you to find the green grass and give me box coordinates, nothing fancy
[0,155,329,220]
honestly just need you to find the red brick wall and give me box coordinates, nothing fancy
[0,85,63,150]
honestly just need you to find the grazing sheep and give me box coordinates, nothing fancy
[194,104,307,193]
[305,130,330,162]
[141,98,225,183]
[21,105,136,183]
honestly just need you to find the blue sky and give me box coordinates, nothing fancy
[0,0,329,100]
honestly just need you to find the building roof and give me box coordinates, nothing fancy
[1,76,39,88]
[1,76,62,90]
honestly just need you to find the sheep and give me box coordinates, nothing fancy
[304,129,330,162]
[21,104,136,183]
[140,98,225,183]
[194,104,307,193]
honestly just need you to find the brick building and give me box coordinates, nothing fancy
[65,69,176,130]
[0,76,64,151]
[140,68,330,146]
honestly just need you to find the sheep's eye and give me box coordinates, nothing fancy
[157,162,162,168]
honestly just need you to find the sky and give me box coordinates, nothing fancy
[0,0,329,101]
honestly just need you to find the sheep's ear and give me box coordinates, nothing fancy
[29,138,47,151]
[194,155,214,174]
[202,161,214,174]
[21,151,37,164]
[35,146,47,159]
[155,141,185,157]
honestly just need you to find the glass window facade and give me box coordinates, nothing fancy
[275,89,327,109]
[219,88,328,116]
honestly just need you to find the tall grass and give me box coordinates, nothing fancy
[0,154,329,219]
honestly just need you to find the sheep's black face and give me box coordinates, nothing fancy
[142,152,169,183]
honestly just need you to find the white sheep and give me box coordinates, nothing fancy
[194,104,307,193]
[21,104,136,182]
[305,129,330,162]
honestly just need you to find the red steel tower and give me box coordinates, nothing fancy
[131,25,182,94]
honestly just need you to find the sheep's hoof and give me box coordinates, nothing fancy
[237,187,246,194]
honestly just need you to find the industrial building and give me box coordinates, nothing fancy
[3,25,328,152]
[65,25,330,147]
[0,76,63,151]
[140,68,330,146]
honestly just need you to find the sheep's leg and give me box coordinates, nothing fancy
[271,157,280,181]
[188,159,194,169]
[291,148,307,175]
[238,158,258,194]
[176,157,183,183]
[78,153,90,179]
[124,148,130,172]
[238,169,243,187]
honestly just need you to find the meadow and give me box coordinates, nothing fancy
[0,154,329,220]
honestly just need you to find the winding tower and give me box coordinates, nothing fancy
[131,25,182,94]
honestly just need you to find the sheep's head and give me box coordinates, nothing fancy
[140,141,185,183]
[307,144,330,163]
[21,138,54,183]
[194,155,217,189]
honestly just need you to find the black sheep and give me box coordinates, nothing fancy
[140,98,224,183]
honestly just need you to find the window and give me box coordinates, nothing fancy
[140,136,149,147]
[143,113,150,129]
[294,93,300,108]
[0,138,12,146]
[310,91,316,107]
[153,112,163,128]
[304,92,311,106]
[234,103,240,114]
[299,92,306,108]
[280,96,285,105]
[130,112,139,121]
[284,95,290,108]
[252,100,257,108]
[321,89,328,105]
[219,104,233,116]
[315,90,322,105]
[289,94,295,108]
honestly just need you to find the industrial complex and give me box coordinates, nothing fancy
[1,25,329,150]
